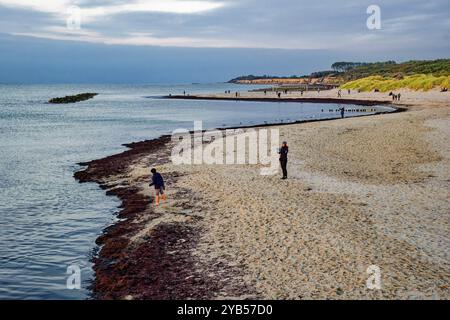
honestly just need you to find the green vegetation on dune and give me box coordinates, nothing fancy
[228,59,450,91]
[341,74,450,92]
[342,59,450,81]
[340,59,450,91]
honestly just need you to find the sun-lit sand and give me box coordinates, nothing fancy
[114,89,449,299]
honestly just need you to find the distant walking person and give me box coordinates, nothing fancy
[278,141,289,179]
[338,89,342,98]
[340,106,345,119]
[149,168,166,206]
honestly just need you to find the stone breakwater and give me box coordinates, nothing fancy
[49,93,98,104]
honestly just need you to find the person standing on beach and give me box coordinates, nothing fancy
[278,141,289,179]
[149,168,166,205]
[340,106,345,119]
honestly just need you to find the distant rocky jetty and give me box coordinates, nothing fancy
[49,93,98,104]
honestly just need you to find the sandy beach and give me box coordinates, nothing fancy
[75,88,449,300]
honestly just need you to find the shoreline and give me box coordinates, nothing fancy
[74,90,449,299]
[75,136,258,299]
[74,135,174,299]
[164,94,393,106]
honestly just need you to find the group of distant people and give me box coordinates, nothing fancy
[224,90,240,97]
[389,92,401,101]
[337,89,352,97]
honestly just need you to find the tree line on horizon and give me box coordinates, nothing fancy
[229,59,450,83]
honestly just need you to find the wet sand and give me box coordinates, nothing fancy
[75,89,449,299]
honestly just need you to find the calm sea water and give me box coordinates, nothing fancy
[0,83,394,299]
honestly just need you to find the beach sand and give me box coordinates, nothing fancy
[76,89,449,299]
[187,87,450,108]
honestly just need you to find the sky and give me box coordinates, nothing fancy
[0,0,449,83]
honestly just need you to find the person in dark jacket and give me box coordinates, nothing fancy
[149,168,166,205]
[340,106,345,119]
[278,141,289,179]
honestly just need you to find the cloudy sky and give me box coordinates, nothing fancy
[0,0,449,83]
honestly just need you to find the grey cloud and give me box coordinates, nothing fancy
[0,0,449,53]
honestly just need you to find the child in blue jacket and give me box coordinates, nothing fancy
[149,168,166,205]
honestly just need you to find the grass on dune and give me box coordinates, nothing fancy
[341,74,450,92]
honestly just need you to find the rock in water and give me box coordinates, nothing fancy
[48,93,98,104]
